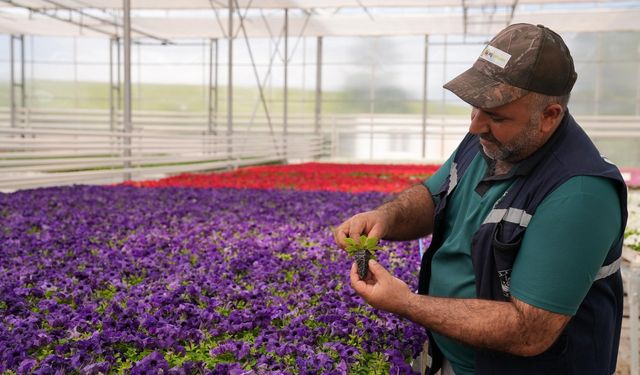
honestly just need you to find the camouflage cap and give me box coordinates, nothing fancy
[443,23,577,109]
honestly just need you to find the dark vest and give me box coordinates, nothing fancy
[418,113,628,375]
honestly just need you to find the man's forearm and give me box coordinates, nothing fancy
[399,293,569,357]
[376,184,435,241]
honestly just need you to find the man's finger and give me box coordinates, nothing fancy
[367,224,384,243]
[350,261,358,276]
[334,225,348,248]
[348,218,366,242]
[367,259,388,277]
[350,262,365,290]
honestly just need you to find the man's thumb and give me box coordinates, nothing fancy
[367,259,386,275]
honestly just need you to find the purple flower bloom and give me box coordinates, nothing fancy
[0,186,426,373]
[130,351,169,375]
[80,361,110,375]
[17,359,37,374]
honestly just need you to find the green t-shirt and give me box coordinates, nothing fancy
[423,153,622,375]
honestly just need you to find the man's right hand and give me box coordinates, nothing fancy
[333,210,390,249]
[333,184,436,248]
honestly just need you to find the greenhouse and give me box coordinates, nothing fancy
[1,0,640,374]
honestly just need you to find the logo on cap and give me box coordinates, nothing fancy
[479,45,511,69]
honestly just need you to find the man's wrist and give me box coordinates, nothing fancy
[396,288,419,319]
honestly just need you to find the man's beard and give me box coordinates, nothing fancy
[480,117,539,162]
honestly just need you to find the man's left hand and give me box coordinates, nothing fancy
[350,259,412,315]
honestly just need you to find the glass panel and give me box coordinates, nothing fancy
[76,38,109,62]
[600,62,637,115]
[571,62,598,116]
[0,35,8,107]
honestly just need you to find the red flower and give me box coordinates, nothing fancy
[125,162,441,193]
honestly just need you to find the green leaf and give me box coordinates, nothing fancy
[365,237,379,249]
[344,238,357,246]
[359,235,368,246]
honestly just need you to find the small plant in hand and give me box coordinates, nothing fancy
[345,235,383,279]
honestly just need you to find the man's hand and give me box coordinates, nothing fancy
[333,184,436,249]
[334,210,390,249]
[349,258,571,357]
[349,259,412,315]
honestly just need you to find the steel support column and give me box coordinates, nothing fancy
[19,35,25,111]
[9,34,25,130]
[9,35,15,129]
[109,38,113,131]
[369,38,377,160]
[440,35,447,159]
[109,37,121,157]
[123,0,132,180]
[117,37,122,115]
[283,8,289,159]
[208,38,219,135]
[73,37,78,107]
[314,36,323,134]
[9,34,27,128]
[421,34,429,159]
[227,0,234,158]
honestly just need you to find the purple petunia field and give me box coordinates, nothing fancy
[0,185,428,374]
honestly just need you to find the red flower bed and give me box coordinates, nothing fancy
[127,162,441,193]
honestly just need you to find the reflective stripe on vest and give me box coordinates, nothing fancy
[482,207,532,227]
[447,162,458,195]
[595,256,621,281]
[483,207,621,281]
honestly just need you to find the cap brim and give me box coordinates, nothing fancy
[444,67,529,109]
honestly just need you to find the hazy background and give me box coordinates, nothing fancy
[1,28,639,164]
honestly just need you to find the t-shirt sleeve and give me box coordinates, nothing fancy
[424,152,455,195]
[509,175,623,315]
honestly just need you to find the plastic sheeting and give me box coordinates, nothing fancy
[0,1,639,38]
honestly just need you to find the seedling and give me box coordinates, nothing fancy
[345,235,383,279]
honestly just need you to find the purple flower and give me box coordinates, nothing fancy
[130,351,169,375]
[0,185,427,373]
[17,359,37,374]
[80,361,110,375]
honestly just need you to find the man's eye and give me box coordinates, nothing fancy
[490,116,505,123]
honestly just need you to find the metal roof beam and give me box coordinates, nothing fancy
[1,0,172,43]
[2,7,640,38]
[40,0,172,43]
[0,0,116,36]
[0,0,636,11]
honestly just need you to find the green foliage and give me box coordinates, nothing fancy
[215,305,231,317]
[275,253,293,261]
[189,254,199,266]
[27,225,41,235]
[344,235,382,258]
[95,283,117,301]
[625,229,640,251]
[345,236,384,279]
[349,352,391,374]
[283,268,298,282]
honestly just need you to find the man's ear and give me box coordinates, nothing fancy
[540,103,564,133]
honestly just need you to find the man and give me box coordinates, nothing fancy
[334,23,628,375]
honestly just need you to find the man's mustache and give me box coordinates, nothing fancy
[479,134,500,145]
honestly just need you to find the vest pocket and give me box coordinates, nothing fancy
[492,221,524,298]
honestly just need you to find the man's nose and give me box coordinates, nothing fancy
[469,108,489,135]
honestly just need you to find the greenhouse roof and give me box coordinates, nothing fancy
[0,0,639,39]
[0,0,637,10]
